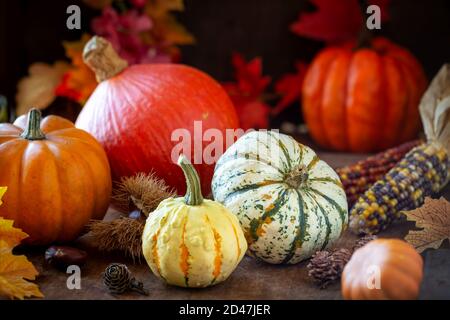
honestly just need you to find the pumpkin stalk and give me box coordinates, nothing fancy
[285,164,308,189]
[0,95,8,123]
[21,109,46,140]
[83,36,129,82]
[177,155,204,206]
[355,0,373,50]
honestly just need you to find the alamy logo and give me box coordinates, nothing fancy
[66,5,81,30]
[170,121,281,166]
[66,265,82,290]
[366,5,381,30]
[366,265,381,290]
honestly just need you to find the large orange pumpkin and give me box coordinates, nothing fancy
[302,37,427,152]
[0,109,112,245]
[76,36,239,196]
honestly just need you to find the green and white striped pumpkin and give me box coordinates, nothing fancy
[212,131,348,264]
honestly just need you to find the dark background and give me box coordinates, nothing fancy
[1,0,450,122]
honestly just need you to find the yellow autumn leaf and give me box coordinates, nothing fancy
[157,13,196,45]
[0,243,44,300]
[146,0,185,18]
[146,0,195,46]
[0,186,6,206]
[0,217,29,249]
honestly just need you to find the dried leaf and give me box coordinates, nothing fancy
[0,244,44,300]
[291,0,390,44]
[418,64,450,153]
[0,218,28,249]
[15,61,70,116]
[404,197,450,253]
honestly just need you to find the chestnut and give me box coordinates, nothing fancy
[45,246,88,270]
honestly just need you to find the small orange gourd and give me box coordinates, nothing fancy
[341,239,423,300]
[0,109,112,245]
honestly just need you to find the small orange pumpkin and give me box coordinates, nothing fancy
[341,239,423,300]
[0,109,112,245]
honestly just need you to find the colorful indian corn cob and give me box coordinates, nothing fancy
[337,140,423,207]
[349,64,450,235]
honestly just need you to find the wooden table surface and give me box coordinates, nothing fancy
[21,149,450,300]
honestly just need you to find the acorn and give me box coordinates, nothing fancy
[45,246,88,270]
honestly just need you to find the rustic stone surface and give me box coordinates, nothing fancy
[16,151,450,300]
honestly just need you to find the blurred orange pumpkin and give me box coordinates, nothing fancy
[0,109,112,245]
[302,37,427,152]
[341,239,423,300]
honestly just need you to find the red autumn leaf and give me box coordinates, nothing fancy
[272,62,308,115]
[236,100,272,130]
[291,0,390,44]
[230,52,271,99]
[223,53,272,130]
[54,73,83,102]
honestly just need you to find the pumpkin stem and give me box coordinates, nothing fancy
[0,95,8,123]
[177,155,204,206]
[21,108,46,140]
[355,0,373,50]
[83,36,129,82]
[285,164,308,189]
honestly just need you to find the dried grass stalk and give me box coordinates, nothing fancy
[113,172,176,215]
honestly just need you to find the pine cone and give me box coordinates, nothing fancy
[103,263,149,295]
[103,263,131,294]
[353,235,378,251]
[307,248,352,289]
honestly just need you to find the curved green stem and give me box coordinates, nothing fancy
[177,155,204,206]
[21,109,46,140]
[0,95,8,123]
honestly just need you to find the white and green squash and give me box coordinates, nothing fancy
[212,131,348,264]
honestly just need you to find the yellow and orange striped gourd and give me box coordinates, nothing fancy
[142,155,247,288]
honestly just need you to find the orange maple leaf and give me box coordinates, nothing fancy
[0,244,44,300]
[56,34,98,104]
[0,188,43,300]
[0,186,6,206]
[0,217,29,249]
